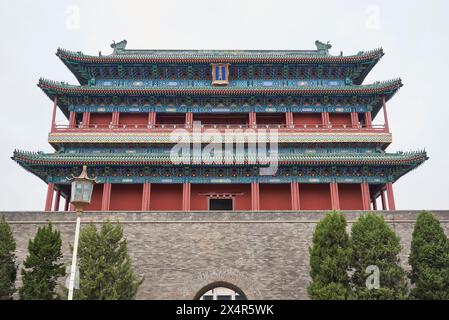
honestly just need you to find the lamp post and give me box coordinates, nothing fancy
[67,165,95,300]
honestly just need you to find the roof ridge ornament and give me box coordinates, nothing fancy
[315,40,332,54]
[111,40,127,54]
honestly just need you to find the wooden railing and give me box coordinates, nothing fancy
[53,123,387,133]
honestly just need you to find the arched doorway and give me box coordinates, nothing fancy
[193,281,247,300]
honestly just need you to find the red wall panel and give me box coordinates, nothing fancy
[156,114,185,125]
[190,184,251,210]
[118,113,149,126]
[150,184,183,210]
[90,113,112,127]
[260,184,291,210]
[292,113,322,126]
[193,114,249,125]
[257,113,285,125]
[84,184,103,211]
[329,113,352,127]
[338,183,364,210]
[110,184,143,211]
[299,183,332,210]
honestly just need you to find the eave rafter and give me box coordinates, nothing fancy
[13,149,427,167]
[56,47,384,85]
[38,78,402,118]
[38,78,402,97]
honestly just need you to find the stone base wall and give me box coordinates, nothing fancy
[3,211,449,300]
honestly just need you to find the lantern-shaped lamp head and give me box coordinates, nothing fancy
[69,166,96,212]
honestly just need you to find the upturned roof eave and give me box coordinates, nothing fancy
[38,77,402,119]
[56,47,384,63]
[38,78,402,97]
[12,150,428,167]
[56,47,384,84]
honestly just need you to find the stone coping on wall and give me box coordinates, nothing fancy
[2,210,449,224]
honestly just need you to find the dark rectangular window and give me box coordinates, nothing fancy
[209,198,233,211]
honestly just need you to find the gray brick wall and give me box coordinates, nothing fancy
[3,211,449,300]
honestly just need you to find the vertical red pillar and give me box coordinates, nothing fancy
[53,189,61,211]
[69,203,75,211]
[112,111,120,128]
[82,112,90,128]
[64,196,70,211]
[364,112,372,129]
[152,112,157,127]
[351,112,358,128]
[382,95,390,132]
[185,112,193,129]
[386,182,396,210]
[69,111,76,128]
[148,111,156,128]
[290,182,300,210]
[380,189,387,210]
[330,182,340,210]
[50,96,58,132]
[182,182,191,211]
[251,182,260,211]
[101,183,111,211]
[249,112,258,128]
[285,111,294,128]
[142,182,151,211]
[322,112,330,128]
[44,183,55,211]
[361,182,371,210]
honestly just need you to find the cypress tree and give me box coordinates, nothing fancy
[76,221,143,300]
[0,216,17,299]
[308,211,353,300]
[351,213,408,299]
[19,223,65,300]
[409,211,449,299]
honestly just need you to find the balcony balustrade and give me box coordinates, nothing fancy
[53,122,387,133]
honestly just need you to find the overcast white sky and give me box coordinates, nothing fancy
[0,0,448,210]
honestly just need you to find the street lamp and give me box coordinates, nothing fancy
[67,165,95,300]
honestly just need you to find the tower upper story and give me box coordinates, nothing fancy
[56,40,384,87]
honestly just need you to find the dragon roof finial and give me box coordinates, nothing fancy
[315,40,332,54]
[110,40,127,54]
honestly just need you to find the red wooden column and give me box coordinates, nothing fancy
[364,112,372,129]
[69,112,76,128]
[382,95,390,132]
[251,182,260,211]
[361,182,371,210]
[182,182,191,211]
[386,182,396,210]
[290,182,300,210]
[50,96,58,132]
[112,111,120,128]
[141,182,151,211]
[185,112,193,129]
[82,112,91,128]
[44,183,55,211]
[330,182,340,210]
[285,111,294,128]
[53,189,61,211]
[249,112,257,128]
[148,111,156,128]
[64,196,70,211]
[101,183,111,211]
[322,111,330,128]
[380,189,387,210]
[351,111,358,128]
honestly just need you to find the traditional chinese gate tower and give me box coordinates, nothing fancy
[13,40,427,212]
